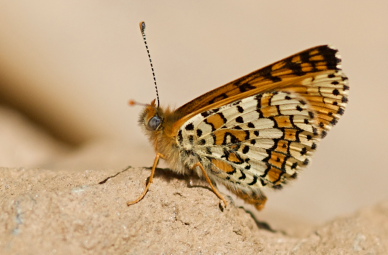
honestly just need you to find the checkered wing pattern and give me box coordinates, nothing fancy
[178,91,318,209]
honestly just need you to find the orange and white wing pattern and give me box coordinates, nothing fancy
[174,45,348,209]
[176,45,349,139]
[178,92,318,209]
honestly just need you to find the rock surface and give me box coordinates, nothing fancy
[1,166,387,254]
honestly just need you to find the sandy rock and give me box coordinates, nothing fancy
[1,166,387,254]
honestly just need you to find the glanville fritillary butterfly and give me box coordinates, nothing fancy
[128,22,349,210]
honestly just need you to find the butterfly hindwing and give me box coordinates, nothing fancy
[178,91,319,209]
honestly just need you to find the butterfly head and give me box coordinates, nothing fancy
[139,99,164,132]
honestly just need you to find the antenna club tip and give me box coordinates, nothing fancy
[129,99,137,106]
[139,21,146,33]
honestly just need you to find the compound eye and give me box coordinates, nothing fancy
[148,115,162,130]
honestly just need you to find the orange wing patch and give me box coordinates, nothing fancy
[283,129,298,141]
[267,167,284,184]
[211,158,236,174]
[205,113,227,130]
[273,139,290,154]
[267,151,287,170]
[213,129,249,145]
[274,116,294,128]
[261,106,279,118]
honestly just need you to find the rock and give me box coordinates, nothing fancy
[1,166,387,254]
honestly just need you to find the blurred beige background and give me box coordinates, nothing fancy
[0,1,387,225]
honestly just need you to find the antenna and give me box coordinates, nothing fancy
[139,21,160,107]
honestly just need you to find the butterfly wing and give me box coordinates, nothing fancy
[178,91,319,209]
[172,45,348,209]
[174,45,348,138]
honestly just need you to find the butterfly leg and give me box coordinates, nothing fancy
[127,153,163,206]
[193,162,229,207]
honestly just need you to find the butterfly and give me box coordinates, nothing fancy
[128,22,349,210]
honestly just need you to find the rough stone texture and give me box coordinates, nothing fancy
[1,166,388,254]
[1,107,388,254]
[0,167,271,254]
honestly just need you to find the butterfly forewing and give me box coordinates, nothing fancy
[175,45,348,138]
